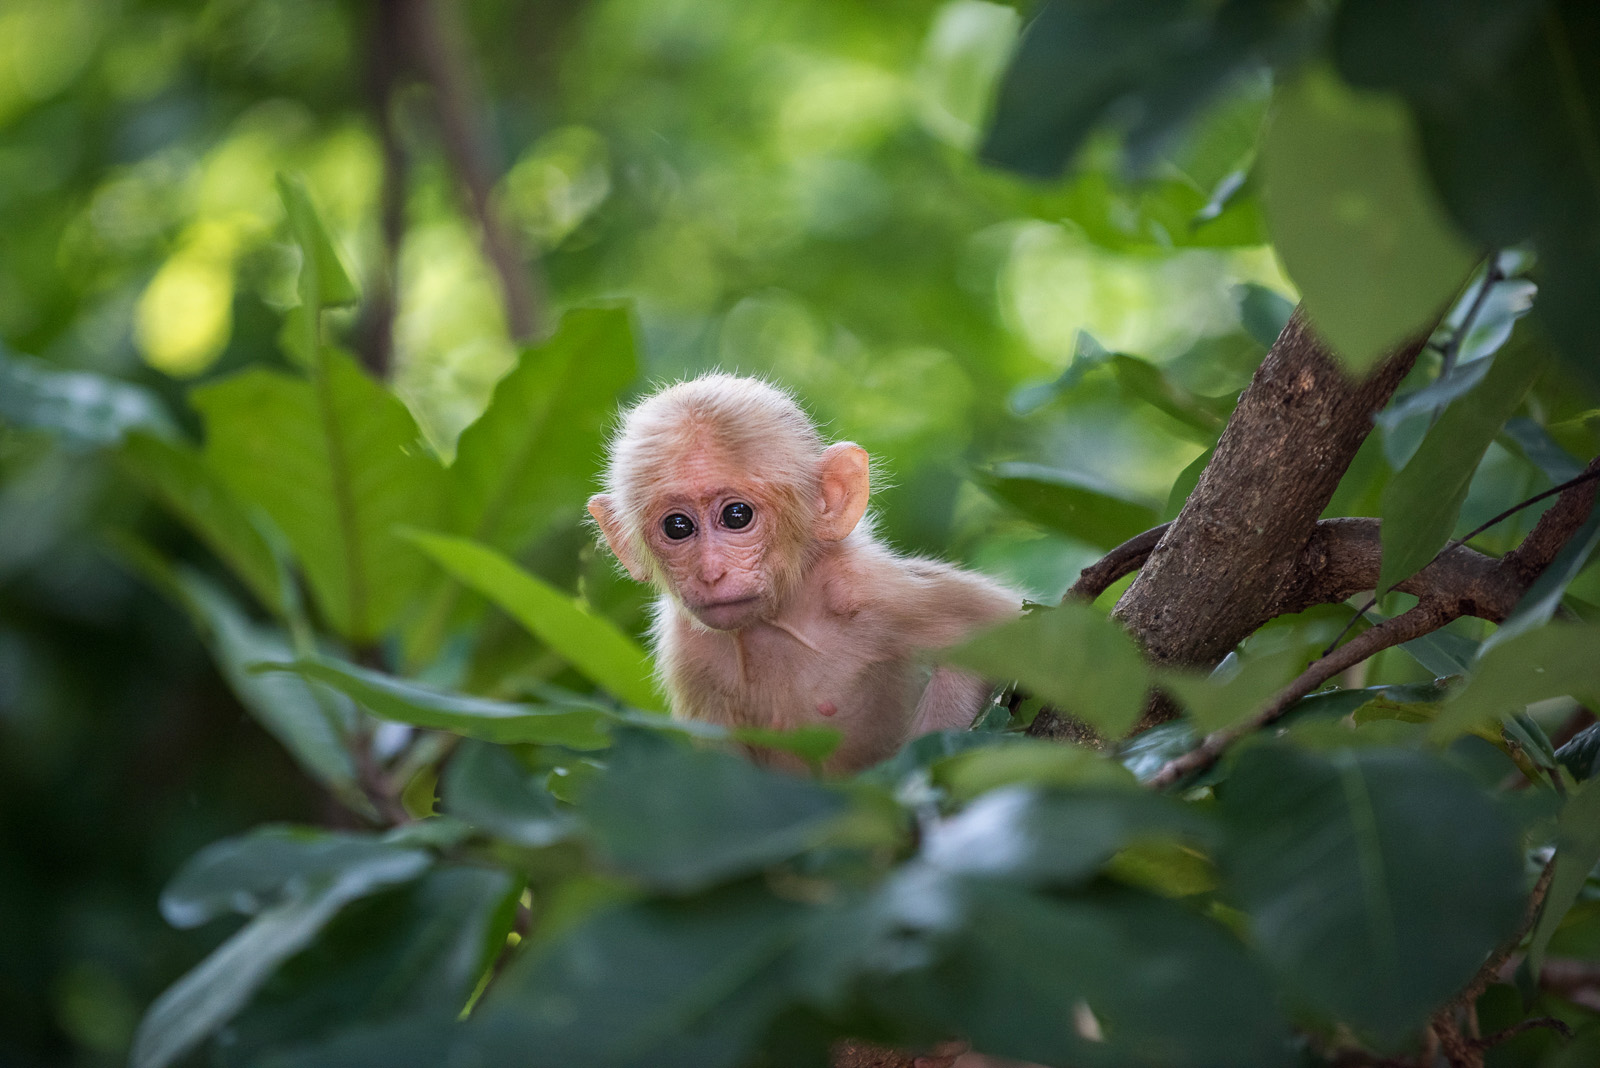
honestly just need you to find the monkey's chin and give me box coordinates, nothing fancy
[688,596,764,631]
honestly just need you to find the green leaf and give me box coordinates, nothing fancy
[1377,333,1547,592]
[118,432,285,614]
[0,343,175,448]
[1334,0,1600,389]
[947,602,1150,737]
[277,173,358,308]
[450,305,636,551]
[1432,623,1600,741]
[1237,283,1295,349]
[822,873,1288,1068]
[160,826,432,929]
[1528,777,1600,979]
[579,732,849,893]
[938,739,1138,801]
[1481,505,1600,654]
[1157,645,1306,734]
[256,658,613,750]
[977,463,1161,550]
[727,725,841,767]
[1219,745,1525,1041]
[470,884,801,1068]
[120,557,357,795]
[406,531,661,710]
[230,866,517,1066]
[441,741,578,848]
[192,353,445,640]
[923,786,1210,887]
[1262,66,1479,370]
[130,845,430,1068]
[980,0,1293,177]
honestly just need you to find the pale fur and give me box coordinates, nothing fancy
[591,374,1021,774]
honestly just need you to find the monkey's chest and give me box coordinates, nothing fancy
[673,630,925,768]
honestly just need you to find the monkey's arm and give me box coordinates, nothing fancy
[911,665,995,735]
[884,557,1022,649]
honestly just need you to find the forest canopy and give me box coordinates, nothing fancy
[2,2,1600,1068]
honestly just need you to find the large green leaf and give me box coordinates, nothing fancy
[1527,777,1600,979]
[1377,334,1546,592]
[922,786,1210,887]
[226,867,517,1067]
[579,732,849,893]
[980,0,1296,177]
[256,658,614,750]
[406,531,661,710]
[119,432,285,614]
[1219,745,1525,1041]
[441,740,579,848]
[816,872,1288,1068]
[130,845,431,1068]
[469,884,801,1068]
[1431,623,1600,740]
[0,343,175,448]
[1157,645,1307,734]
[192,353,445,640]
[450,305,636,551]
[160,826,431,929]
[978,463,1161,550]
[947,603,1150,737]
[1335,0,1600,389]
[1262,67,1479,370]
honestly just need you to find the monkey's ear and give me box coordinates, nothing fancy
[587,494,650,581]
[817,442,870,541]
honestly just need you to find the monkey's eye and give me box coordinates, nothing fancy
[661,513,696,540]
[721,501,754,530]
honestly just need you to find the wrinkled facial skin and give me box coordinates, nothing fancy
[646,488,770,630]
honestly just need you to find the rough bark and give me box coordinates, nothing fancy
[1112,308,1424,671]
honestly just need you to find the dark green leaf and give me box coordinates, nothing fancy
[441,741,578,848]
[948,602,1150,737]
[978,462,1161,550]
[923,786,1211,887]
[160,825,431,929]
[1157,645,1306,733]
[1237,282,1295,349]
[1433,623,1600,740]
[1528,777,1600,979]
[579,732,849,893]
[131,846,430,1068]
[1334,0,1600,388]
[981,0,1292,178]
[1262,67,1479,370]
[255,657,614,750]
[227,867,516,1066]
[1219,745,1525,1040]
[470,884,801,1068]
[1557,723,1600,781]
[1378,333,1547,592]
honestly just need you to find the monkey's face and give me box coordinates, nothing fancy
[644,486,777,630]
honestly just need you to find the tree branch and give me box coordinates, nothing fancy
[1066,523,1171,601]
[405,0,545,341]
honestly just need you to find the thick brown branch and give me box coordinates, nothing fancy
[1111,310,1425,678]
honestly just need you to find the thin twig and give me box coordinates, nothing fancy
[1469,1016,1572,1051]
[407,0,544,341]
[1445,468,1600,556]
[1066,522,1171,601]
[1148,603,1444,789]
[1437,257,1503,379]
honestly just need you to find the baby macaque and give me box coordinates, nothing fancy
[587,373,1021,773]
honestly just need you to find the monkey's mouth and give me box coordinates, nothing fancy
[690,595,762,628]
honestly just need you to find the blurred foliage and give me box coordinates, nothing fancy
[2,0,1600,1067]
